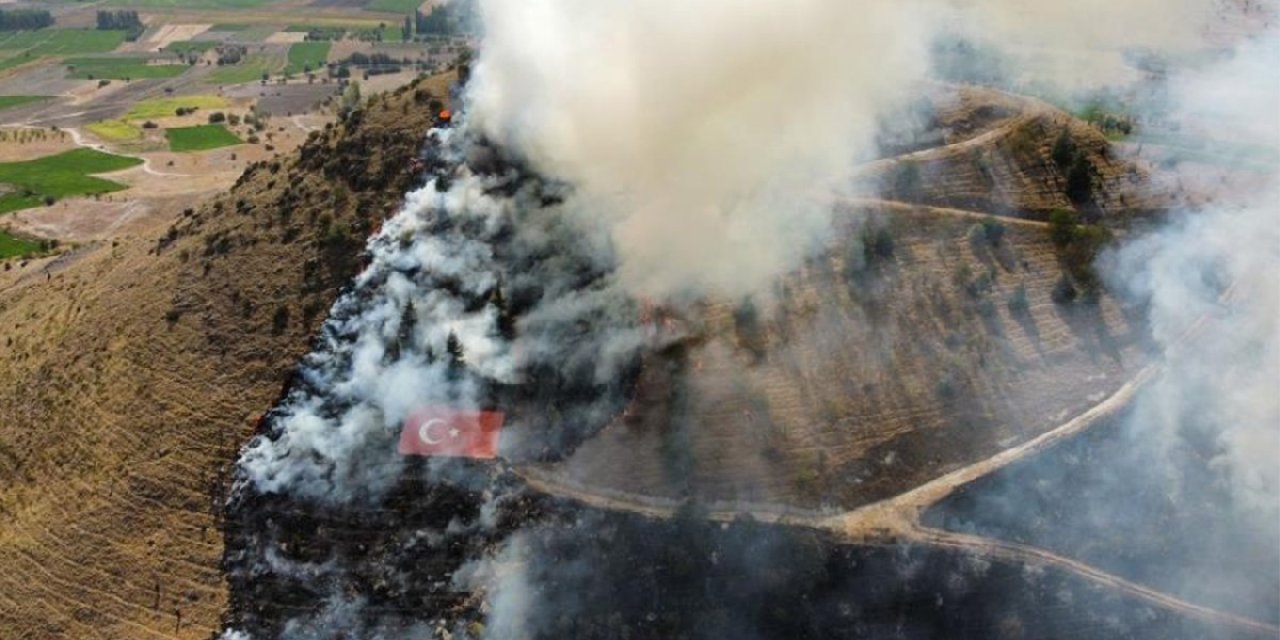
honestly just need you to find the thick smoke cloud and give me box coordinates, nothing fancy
[467,0,936,298]
[1107,36,1280,527]
[466,0,1221,299]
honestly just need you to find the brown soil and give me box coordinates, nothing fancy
[0,71,457,639]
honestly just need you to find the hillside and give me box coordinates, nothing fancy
[862,85,1175,220]
[0,71,456,639]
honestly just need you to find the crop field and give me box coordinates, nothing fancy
[208,54,278,83]
[0,193,44,214]
[283,41,331,75]
[0,148,141,211]
[106,0,277,8]
[166,124,241,151]
[164,40,220,54]
[367,0,424,12]
[0,30,128,72]
[65,57,189,80]
[0,96,49,110]
[86,119,143,142]
[0,229,39,259]
[126,95,229,119]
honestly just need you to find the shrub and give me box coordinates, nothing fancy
[1049,209,1077,248]
[208,111,226,124]
[1051,276,1078,305]
[1007,284,1029,316]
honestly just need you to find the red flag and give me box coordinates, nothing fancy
[399,407,504,459]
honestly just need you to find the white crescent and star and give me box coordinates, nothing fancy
[418,418,461,445]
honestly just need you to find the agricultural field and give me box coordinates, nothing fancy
[0,30,128,72]
[368,0,425,12]
[64,57,188,80]
[125,94,229,119]
[86,119,143,142]
[0,96,49,110]
[0,229,39,259]
[209,54,277,83]
[283,41,331,75]
[164,40,220,55]
[166,123,241,151]
[0,148,141,213]
[105,0,276,8]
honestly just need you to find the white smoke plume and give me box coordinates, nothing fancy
[466,0,1224,299]
[467,0,937,298]
[1106,35,1280,527]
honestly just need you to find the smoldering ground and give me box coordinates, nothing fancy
[926,27,1280,637]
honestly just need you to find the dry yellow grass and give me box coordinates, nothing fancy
[0,72,457,639]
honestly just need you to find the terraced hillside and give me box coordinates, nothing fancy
[0,71,456,639]
[535,202,1148,509]
[863,85,1175,219]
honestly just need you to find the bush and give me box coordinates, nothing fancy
[1048,209,1077,248]
[208,111,226,124]
[980,216,1006,245]
[1007,284,1029,316]
[1051,276,1078,305]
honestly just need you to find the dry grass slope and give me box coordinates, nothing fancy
[0,72,456,640]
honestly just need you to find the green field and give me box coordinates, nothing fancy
[166,124,241,152]
[106,0,274,8]
[0,193,44,214]
[208,23,251,31]
[208,54,276,83]
[283,41,330,75]
[0,96,49,110]
[164,40,219,55]
[0,29,127,72]
[0,230,40,260]
[65,57,188,80]
[0,148,140,213]
[368,0,423,12]
[126,95,228,119]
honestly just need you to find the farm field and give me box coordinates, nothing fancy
[283,41,330,75]
[86,119,143,141]
[209,54,277,82]
[105,0,276,8]
[166,123,241,151]
[0,96,49,110]
[0,229,39,258]
[126,94,229,119]
[367,0,424,12]
[0,148,141,212]
[164,40,220,54]
[65,57,188,80]
[0,30,128,72]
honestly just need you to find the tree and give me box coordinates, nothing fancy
[1065,154,1093,205]
[1048,209,1077,248]
[1051,126,1075,171]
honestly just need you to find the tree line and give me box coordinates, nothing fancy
[96,10,144,40]
[0,9,53,31]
